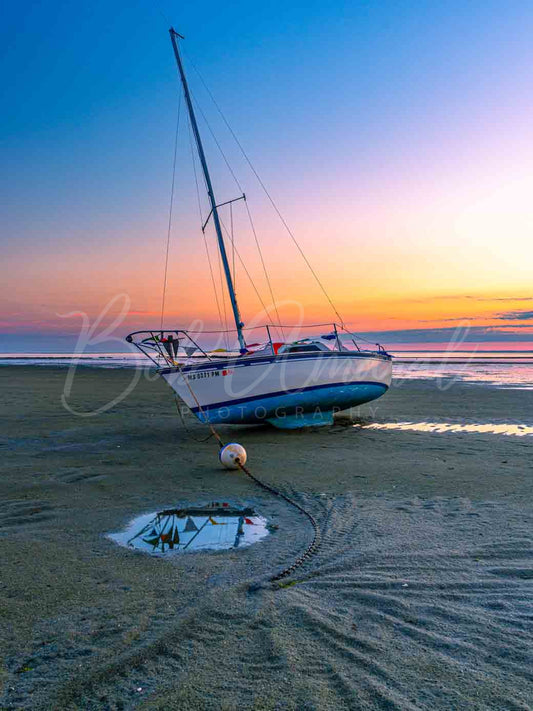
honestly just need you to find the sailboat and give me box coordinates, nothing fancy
[126,29,392,429]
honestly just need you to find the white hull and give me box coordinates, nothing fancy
[161,351,392,428]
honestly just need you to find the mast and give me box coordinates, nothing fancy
[169,28,246,352]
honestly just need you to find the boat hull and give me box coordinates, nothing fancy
[161,351,392,428]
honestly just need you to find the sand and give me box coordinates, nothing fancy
[0,366,532,710]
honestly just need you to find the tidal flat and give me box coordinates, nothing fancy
[1,366,532,710]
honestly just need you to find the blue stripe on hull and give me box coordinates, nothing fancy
[195,382,388,426]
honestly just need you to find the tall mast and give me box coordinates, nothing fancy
[169,28,246,352]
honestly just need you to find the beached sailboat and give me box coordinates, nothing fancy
[127,29,392,429]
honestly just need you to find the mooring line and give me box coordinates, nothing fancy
[171,365,321,583]
[236,460,321,583]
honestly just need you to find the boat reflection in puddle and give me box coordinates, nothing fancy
[108,502,270,555]
[361,421,533,437]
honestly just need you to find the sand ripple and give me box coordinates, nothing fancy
[4,493,532,710]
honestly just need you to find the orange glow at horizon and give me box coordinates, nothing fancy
[3,109,533,346]
[3,1,533,349]
[3,174,532,344]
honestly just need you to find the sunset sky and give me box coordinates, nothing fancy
[2,0,532,352]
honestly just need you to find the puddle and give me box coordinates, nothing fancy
[108,502,270,555]
[361,421,533,437]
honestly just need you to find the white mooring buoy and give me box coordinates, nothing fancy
[219,443,247,470]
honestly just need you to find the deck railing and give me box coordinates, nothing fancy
[125,324,389,368]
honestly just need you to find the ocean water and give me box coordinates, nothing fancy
[363,421,533,437]
[0,352,146,368]
[0,348,531,390]
[392,350,533,390]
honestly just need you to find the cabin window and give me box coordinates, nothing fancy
[284,344,322,353]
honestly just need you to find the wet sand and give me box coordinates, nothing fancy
[1,366,532,710]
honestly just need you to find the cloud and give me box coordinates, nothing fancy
[416,316,479,322]
[496,310,533,321]
[356,325,532,343]
[476,297,533,302]
[406,295,533,304]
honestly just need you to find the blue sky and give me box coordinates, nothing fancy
[2,0,532,351]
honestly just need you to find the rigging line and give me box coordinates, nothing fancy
[183,58,281,342]
[168,368,322,583]
[187,113,226,340]
[189,89,244,194]
[216,199,282,340]
[230,201,235,288]
[191,92,275,334]
[181,48,244,193]
[173,394,215,443]
[186,75,276,338]
[337,323,383,347]
[218,214,270,317]
[229,203,240,349]
[153,0,171,26]
[160,92,182,330]
[216,237,230,341]
[187,112,205,224]
[244,199,285,341]
[191,129,280,340]
[212,230,230,350]
[185,57,345,328]
[205,237,227,347]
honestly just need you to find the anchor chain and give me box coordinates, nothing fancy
[172,363,322,584]
[236,460,321,583]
